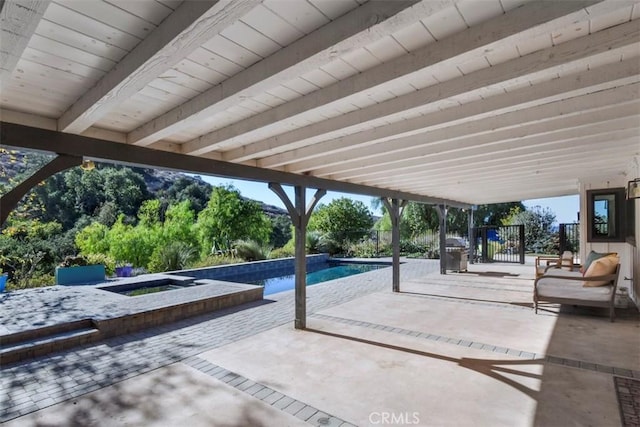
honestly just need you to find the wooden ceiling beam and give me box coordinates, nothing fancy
[263,58,639,170]
[58,0,257,133]
[291,83,640,175]
[388,147,637,189]
[360,135,640,186]
[332,115,639,182]
[128,0,430,146]
[0,0,50,79]
[411,164,628,195]
[443,186,582,205]
[222,14,639,163]
[317,98,640,179]
[182,0,600,156]
[0,122,471,208]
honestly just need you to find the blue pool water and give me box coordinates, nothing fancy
[228,262,389,296]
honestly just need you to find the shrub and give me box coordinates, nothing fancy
[317,235,341,255]
[270,247,294,259]
[148,242,199,272]
[347,240,378,258]
[7,273,55,291]
[188,254,243,268]
[426,249,440,259]
[85,253,116,276]
[59,255,89,267]
[399,240,426,254]
[233,240,270,262]
[305,231,322,254]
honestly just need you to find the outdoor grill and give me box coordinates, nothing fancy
[444,237,468,272]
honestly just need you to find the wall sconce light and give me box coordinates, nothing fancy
[628,178,640,199]
[80,159,95,171]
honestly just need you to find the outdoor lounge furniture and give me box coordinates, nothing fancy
[534,251,575,278]
[534,253,621,321]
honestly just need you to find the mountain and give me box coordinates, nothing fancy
[134,168,288,218]
[0,150,288,219]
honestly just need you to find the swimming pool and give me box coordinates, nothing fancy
[227,261,390,296]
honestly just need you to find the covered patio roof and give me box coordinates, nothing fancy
[2,0,639,205]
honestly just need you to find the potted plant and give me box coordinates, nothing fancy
[615,286,629,309]
[115,262,133,278]
[55,255,106,285]
[0,269,7,293]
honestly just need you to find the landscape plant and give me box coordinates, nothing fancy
[148,242,199,272]
[308,198,373,252]
[195,185,271,255]
[233,239,271,262]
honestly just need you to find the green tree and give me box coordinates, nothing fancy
[164,176,211,214]
[269,215,292,248]
[195,186,271,255]
[0,218,68,287]
[103,168,150,217]
[137,199,162,226]
[163,200,198,245]
[475,202,525,226]
[107,215,160,267]
[64,168,106,216]
[502,205,556,252]
[96,201,119,226]
[308,197,373,245]
[75,222,111,254]
[374,200,525,238]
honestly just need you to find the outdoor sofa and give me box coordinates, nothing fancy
[534,252,621,321]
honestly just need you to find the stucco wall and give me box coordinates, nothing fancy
[579,158,639,307]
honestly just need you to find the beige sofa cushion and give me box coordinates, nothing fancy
[579,251,617,274]
[583,255,619,287]
[536,278,613,302]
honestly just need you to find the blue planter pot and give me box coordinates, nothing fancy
[55,265,105,285]
[115,265,133,277]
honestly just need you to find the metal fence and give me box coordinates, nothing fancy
[559,223,580,263]
[357,229,466,258]
[471,225,525,264]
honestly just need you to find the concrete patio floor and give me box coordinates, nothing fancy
[2,260,639,426]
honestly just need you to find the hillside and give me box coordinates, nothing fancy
[0,149,288,219]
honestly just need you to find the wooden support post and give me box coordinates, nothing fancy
[518,224,526,264]
[467,208,475,264]
[269,183,325,329]
[381,198,406,292]
[0,154,82,226]
[481,227,489,263]
[437,204,448,275]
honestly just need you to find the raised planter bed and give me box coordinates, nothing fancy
[55,265,105,285]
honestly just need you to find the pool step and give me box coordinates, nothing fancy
[0,320,99,365]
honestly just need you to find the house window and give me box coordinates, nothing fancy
[586,188,627,243]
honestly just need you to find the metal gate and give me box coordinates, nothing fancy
[471,225,525,264]
[559,223,580,263]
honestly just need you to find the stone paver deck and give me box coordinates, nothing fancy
[0,258,437,423]
[2,259,638,426]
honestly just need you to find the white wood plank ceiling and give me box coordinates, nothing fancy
[1,0,639,205]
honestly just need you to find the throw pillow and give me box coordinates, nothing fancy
[583,255,619,287]
[580,250,616,274]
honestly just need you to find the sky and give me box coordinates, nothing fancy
[192,175,580,224]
